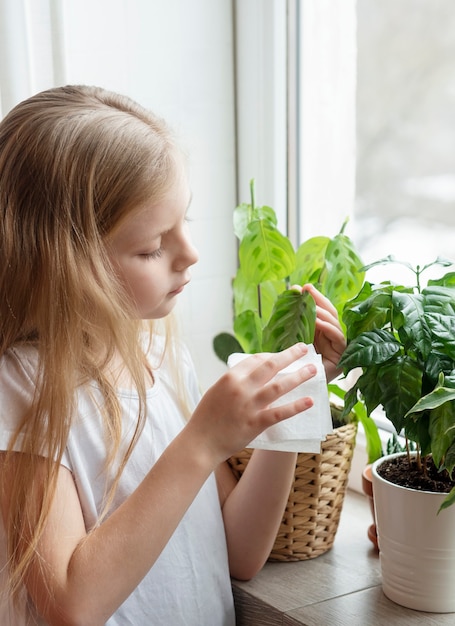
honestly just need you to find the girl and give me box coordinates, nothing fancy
[0,85,346,626]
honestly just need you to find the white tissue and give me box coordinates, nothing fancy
[227,345,333,453]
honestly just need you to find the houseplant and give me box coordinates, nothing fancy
[214,180,367,561]
[338,255,455,612]
[213,179,365,361]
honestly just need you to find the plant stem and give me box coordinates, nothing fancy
[249,178,256,222]
[257,284,262,319]
[415,265,421,293]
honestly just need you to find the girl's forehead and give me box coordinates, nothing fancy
[111,175,192,246]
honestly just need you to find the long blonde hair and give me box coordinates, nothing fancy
[0,85,184,600]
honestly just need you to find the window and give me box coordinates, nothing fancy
[355,0,455,283]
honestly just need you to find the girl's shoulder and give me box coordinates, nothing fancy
[0,345,39,449]
[0,344,39,389]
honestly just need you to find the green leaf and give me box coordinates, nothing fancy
[391,291,431,359]
[233,203,278,241]
[356,367,384,416]
[213,333,244,364]
[424,352,455,388]
[439,486,455,513]
[329,383,383,463]
[233,310,263,353]
[239,220,296,284]
[262,290,316,352]
[290,237,330,286]
[422,287,455,359]
[429,402,455,468]
[339,329,401,370]
[443,440,455,478]
[404,413,431,455]
[342,289,393,342]
[429,271,455,288]
[319,234,365,312]
[406,383,455,414]
[378,356,423,433]
[233,268,283,320]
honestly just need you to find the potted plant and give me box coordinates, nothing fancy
[338,256,455,612]
[213,178,364,360]
[214,180,366,561]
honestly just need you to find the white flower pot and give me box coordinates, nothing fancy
[372,452,455,613]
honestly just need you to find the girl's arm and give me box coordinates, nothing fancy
[0,343,315,626]
[219,285,346,579]
[216,450,297,580]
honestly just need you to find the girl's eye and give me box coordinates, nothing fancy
[140,248,163,260]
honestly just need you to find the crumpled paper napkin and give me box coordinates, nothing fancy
[227,345,333,452]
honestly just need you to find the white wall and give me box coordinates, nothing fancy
[0,0,237,391]
[63,0,237,391]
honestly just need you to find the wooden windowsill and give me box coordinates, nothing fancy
[232,489,454,625]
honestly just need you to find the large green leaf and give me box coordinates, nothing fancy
[423,287,455,359]
[233,310,263,354]
[423,352,455,390]
[233,203,277,241]
[429,402,455,468]
[339,329,401,370]
[238,219,296,284]
[342,289,393,342]
[318,233,365,311]
[408,376,455,465]
[423,285,455,316]
[233,268,283,320]
[439,486,455,512]
[378,356,423,433]
[262,289,316,352]
[406,377,455,414]
[213,333,244,364]
[404,412,431,455]
[429,271,455,288]
[356,367,384,416]
[290,236,329,286]
[443,440,455,479]
[391,291,431,359]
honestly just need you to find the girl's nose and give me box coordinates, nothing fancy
[174,231,199,271]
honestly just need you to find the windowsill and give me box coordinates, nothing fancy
[232,488,455,624]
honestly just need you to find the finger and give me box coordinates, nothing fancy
[302,284,339,317]
[235,343,310,385]
[314,317,346,348]
[259,393,314,426]
[257,362,317,407]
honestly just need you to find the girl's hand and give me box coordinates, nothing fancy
[300,284,346,383]
[188,343,316,464]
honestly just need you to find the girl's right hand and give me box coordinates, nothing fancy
[187,343,317,464]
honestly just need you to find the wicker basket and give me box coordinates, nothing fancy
[227,421,357,561]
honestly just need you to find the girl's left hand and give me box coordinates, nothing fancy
[298,283,346,383]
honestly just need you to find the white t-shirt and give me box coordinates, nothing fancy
[0,343,235,626]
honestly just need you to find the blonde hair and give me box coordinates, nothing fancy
[0,85,186,600]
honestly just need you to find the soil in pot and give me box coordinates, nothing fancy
[376,455,455,493]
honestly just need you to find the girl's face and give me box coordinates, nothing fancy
[107,167,199,319]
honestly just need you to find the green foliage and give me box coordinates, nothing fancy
[213,178,365,359]
[329,383,383,464]
[339,257,455,510]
